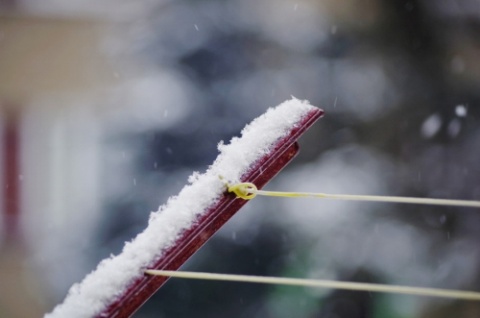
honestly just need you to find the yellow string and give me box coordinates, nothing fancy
[227,182,257,200]
[228,182,480,208]
[170,179,480,300]
[145,270,480,301]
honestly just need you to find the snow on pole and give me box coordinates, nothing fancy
[45,98,323,318]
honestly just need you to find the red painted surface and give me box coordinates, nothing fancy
[99,108,324,317]
[3,112,20,244]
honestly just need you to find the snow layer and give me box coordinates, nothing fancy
[45,98,317,318]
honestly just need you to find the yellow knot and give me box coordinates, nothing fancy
[228,182,258,200]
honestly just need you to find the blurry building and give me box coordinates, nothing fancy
[0,5,116,316]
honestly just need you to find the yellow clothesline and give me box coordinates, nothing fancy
[155,179,480,301]
[145,270,480,301]
[227,182,480,208]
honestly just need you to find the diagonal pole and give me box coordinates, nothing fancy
[102,107,323,317]
[46,100,323,318]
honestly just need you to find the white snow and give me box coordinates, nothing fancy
[45,98,318,318]
[421,113,442,138]
[455,104,467,117]
[448,118,461,137]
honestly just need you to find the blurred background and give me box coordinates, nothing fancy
[1,0,479,317]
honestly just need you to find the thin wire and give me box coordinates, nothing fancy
[227,182,480,208]
[257,190,480,208]
[145,270,480,301]
[217,181,480,300]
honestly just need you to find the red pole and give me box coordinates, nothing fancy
[100,108,324,317]
[3,111,21,244]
